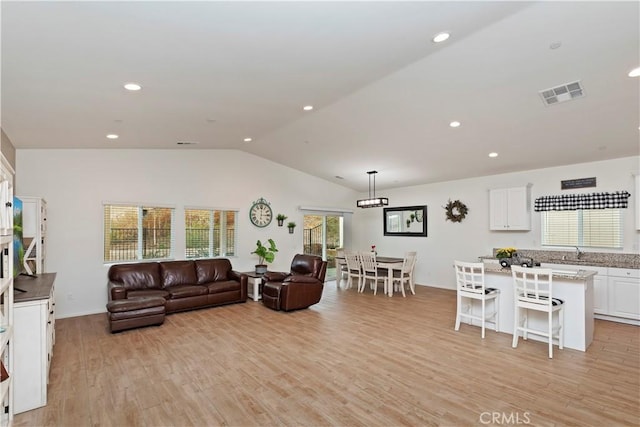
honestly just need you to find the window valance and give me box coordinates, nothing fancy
[534,191,631,212]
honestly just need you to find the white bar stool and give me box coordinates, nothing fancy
[511,266,565,358]
[454,261,500,339]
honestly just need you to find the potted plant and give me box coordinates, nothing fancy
[251,239,278,274]
[276,214,287,226]
[287,221,296,234]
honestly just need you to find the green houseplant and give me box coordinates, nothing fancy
[276,214,287,226]
[252,239,278,274]
[287,222,296,234]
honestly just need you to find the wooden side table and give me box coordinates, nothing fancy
[241,271,264,301]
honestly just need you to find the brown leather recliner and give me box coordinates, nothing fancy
[262,254,327,311]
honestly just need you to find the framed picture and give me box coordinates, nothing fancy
[383,205,427,237]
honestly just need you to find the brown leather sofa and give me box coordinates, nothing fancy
[262,254,327,311]
[108,258,247,314]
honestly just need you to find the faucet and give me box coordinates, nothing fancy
[575,246,583,260]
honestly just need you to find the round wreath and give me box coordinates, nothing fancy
[444,199,468,223]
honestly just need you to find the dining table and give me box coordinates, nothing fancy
[335,255,405,297]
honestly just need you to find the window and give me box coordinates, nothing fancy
[104,204,175,262]
[541,209,623,249]
[185,208,237,258]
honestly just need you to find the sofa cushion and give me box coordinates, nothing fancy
[195,258,232,284]
[107,297,166,313]
[206,280,241,294]
[159,261,197,288]
[127,289,170,300]
[166,285,209,299]
[108,262,162,290]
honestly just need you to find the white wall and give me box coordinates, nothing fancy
[351,156,640,290]
[16,149,356,318]
[15,150,639,318]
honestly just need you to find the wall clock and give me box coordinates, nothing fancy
[249,197,273,228]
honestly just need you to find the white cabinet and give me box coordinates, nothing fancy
[16,197,46,275]
[0,155,14,427]
[489,185,531,230]
[578,266,640,324]
[593,274,608,315]
[607,268,640,321]
[13,274,55,414]
[635,175,640,231]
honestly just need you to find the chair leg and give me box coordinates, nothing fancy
[480,299,485,339]
[512,306,519,348]
[559,307,564,350]
[548,311,554,359]
[399,279,406,298]
[454,295,462,331]
[494,296,500,332]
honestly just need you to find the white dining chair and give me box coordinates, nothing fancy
[391,253,417,297]
[511,265,564,358]
[358,252,387,295]
[405,251,417,294]
[344,251,362,290]
[453,260,500,339]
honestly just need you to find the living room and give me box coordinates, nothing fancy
[1,1,639,426]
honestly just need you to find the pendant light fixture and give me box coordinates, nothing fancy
[357,170,389,208]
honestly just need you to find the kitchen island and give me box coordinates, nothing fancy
[478,263,596,351]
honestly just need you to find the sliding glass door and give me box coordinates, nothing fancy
[303,214,343,281]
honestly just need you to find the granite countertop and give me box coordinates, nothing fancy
[483,263,597,281]
[480,249,640,270]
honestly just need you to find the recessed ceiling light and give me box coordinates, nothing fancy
[488,152,499,158]
[449,121,461,128]
[549,41,562,50]
[303,105,314,111]
[432,32,450,43]
[243,137,253,142]
[123,82,142,91]
[335,176,344,180]
[106,134,119,139]
[628,67,640,77]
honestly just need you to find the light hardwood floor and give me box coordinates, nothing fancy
[14,282,640,427]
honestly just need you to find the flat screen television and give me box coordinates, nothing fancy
[13,196,25,278]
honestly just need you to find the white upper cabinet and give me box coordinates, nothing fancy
[489,185,531,231]
[635,175,639,231]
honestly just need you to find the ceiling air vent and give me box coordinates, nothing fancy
[539,80,584,106]
[176,141,200,146]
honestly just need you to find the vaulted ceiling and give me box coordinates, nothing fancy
[2,1,638,191]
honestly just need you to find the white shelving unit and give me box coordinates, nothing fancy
[16,197,46,275]
[0,155,15,426]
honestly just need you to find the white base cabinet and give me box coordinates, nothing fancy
[13,275,55,414]
[543,263,638,324]
[607,268,640,320]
